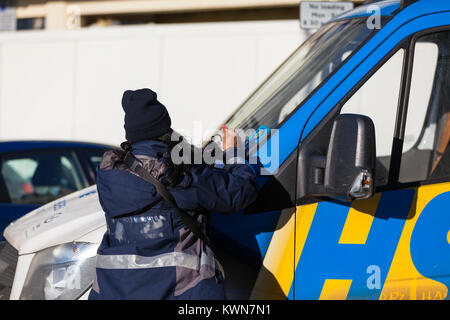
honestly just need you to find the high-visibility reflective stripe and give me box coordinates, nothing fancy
[96,251,215,271]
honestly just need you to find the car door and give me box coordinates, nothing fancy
[293,27,450,300]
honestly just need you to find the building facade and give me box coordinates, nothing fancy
[8,0,365,30]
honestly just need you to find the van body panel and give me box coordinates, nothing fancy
[291,182,450,300]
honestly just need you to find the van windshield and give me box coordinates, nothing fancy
[225,18,383,131]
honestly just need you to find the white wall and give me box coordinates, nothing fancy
[0,20,305,146]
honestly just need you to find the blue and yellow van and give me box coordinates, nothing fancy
[211,0,450,300]
[2,0,449,301]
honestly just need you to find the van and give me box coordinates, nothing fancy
[2,0,449,300]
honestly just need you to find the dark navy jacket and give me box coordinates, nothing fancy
[88,140,258,300]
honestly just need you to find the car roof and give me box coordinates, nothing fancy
[0,140,115,153]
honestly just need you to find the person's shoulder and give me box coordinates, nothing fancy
[98,149,124,171]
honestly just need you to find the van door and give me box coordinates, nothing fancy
[293,28,450,300]
[381,28,450,301]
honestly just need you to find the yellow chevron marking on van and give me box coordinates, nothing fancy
[319,279,352,300]
[250,203,317,299]
[294,203,318,273]
[338,194,381,244]
[250,207,296,299]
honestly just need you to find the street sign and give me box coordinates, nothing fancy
[300,1,354,30]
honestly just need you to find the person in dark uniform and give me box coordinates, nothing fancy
[89,88,258,300]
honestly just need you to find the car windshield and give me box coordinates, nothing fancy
[225,18,384,131]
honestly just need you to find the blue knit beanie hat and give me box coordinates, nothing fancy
[122,88,171,143]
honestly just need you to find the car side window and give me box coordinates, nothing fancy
[76,148,107,183]
[0,151,84,205]
[88,154,103,170]
[340,49,406,186]
[399,30,450,183]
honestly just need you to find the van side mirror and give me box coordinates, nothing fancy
[297,114,376,202]
[325,114,376,200]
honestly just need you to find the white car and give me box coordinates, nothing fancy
[1,186,105,300]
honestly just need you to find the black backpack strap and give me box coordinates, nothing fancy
[122,151,214,251]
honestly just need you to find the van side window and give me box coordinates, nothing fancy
[399,30,450,183]
[340,49,405,186]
